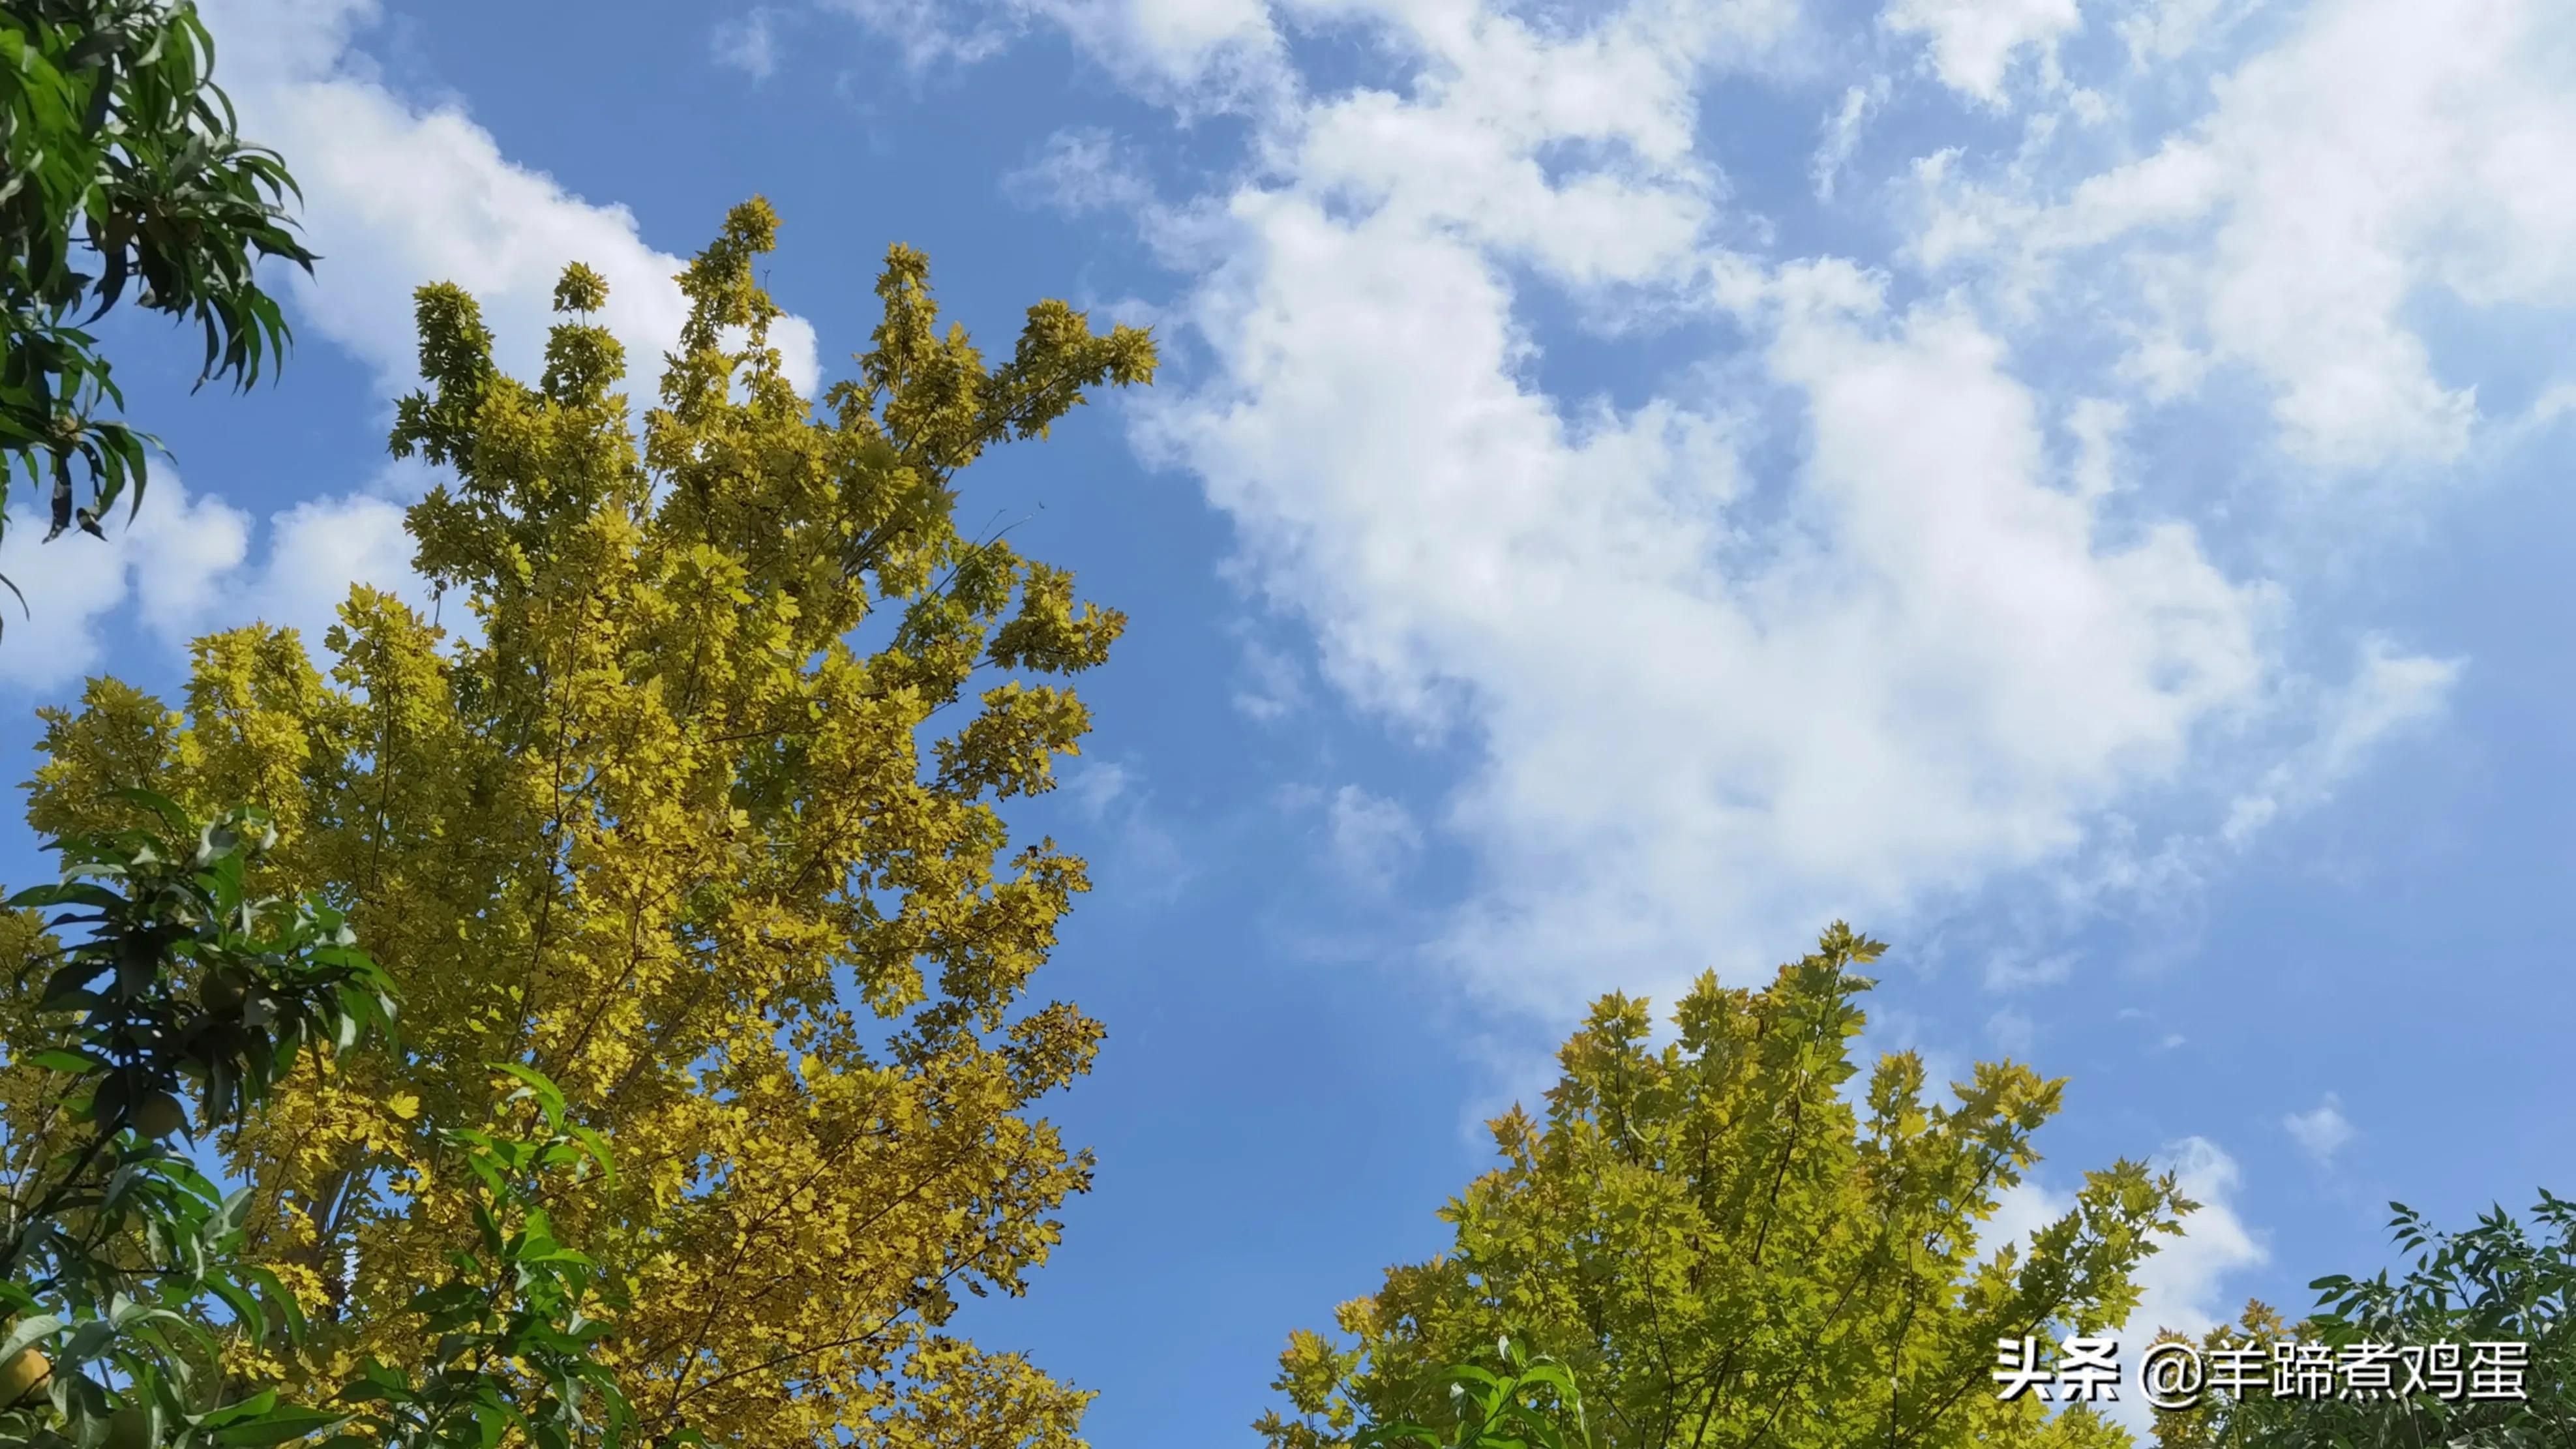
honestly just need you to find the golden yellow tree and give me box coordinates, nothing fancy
[9,198,1154,1446]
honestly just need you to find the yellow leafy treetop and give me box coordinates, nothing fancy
[1256,925,2196,1449]
[3,197,1156,1448]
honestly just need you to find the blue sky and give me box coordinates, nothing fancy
[7,0,2576,1441]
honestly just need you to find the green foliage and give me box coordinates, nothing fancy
[322,1072,647,1449]
[0,790,387,1446]
[0,794,666,1448]
[0,0,314,599]
[1259,923,2181,1449]
[1353,1338,1593,1449]
[2153,1197,2575,1448]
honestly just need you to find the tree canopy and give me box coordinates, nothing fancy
[8,196,1154,1446]
[0,795,642,1448]
[2151,1195,2574,1448]
[1259,924,2185,1449]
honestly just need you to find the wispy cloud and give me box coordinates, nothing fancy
[2284,1093,2357,1167]
[1006,127,1159,216]
[1325,786,1423,893]
[1061,758,1196,904]
[812,0,1285,110]
[1811,77,1890,202]
[712,8,785,82]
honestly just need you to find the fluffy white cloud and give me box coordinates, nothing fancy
[227,491,433,649]
[1285,28,1722,291]
[1919,0,2576,471]
[1145,134,2277,1012]
[0,473,434,693]
[0,478,250,691]
[2134,1137,2268,1330]
[202,0,819,402]
[1883,0,2080,104]
[802,0,2478,1026]
[1028,0,2470,1019]
[2284,1093,2356,1165]
[2113,1138,2269,1429]
[0,0,845,695]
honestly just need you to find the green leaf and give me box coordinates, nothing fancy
[211,1404,352,1446]
[490,1061,569,1127]
[22,1046,105,1074]
[0,1313,65,1364]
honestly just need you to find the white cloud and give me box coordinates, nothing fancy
[1006,127,1159,216]
[1093,0,2473,1018]
[1233,639,1308,723]
[1060,757,1196,903]
[815,0,1284,106]
[202,0,820,403]
[2284,1092,2355,1165]
[1986,1138,2266,1334]
[0,476,250,691]
[2116,0,2262,62]
[226,492,432,649]
[1984,1174,2070,1264]
[713,8,785,81]
[0,0,807,693]
[0,471,438,693]
[2133,1137,2267,1330]
[1985,951,2076,992]
[786,0,2481,1026]
[813,0,1020,68]
[1152,166,2283,1010]
[1811,77,1891,202]
[1065,757,1140,818]
[1883,0,2082,104]
[814,0,1813,119]
[2222,636,2460,846]
[1988,1136,2267,1435]
[1918,0,2576,472]
[2115,1137,2268,1429]
[129,498,257,646]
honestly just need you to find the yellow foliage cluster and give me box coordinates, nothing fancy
[2,198,1154,1446]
